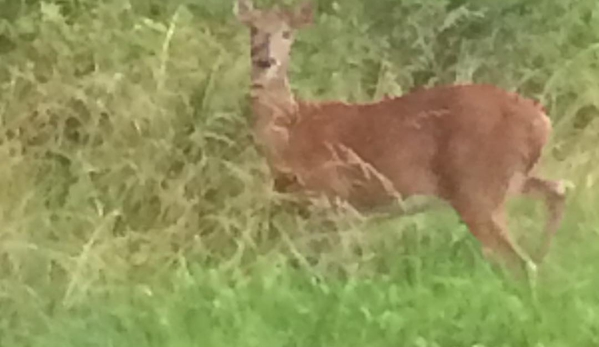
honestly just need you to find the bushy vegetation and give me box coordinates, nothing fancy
[1,0,598,346]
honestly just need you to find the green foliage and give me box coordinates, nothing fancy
[1,0,598,346]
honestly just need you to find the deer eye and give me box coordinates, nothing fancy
[282,30,292,39]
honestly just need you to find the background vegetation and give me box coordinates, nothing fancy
[1,0,598,345]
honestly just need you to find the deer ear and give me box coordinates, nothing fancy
[234,0,256,24]
[289,2,314,28]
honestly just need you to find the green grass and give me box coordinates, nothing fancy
[1,0,599,346]
[5,248,599,347]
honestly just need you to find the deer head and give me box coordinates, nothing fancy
[235,0,313,89]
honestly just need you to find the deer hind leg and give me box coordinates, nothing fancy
[451,195,533,272]
[521,176,567,263]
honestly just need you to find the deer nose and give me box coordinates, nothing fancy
[255,58,276,69]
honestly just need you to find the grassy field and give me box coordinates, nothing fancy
[1,0,599,346]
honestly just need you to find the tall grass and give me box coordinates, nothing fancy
[1,0,598,346]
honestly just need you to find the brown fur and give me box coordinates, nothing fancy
[235,0,566,270]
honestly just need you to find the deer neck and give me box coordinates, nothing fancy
[250,73,297,123]
[249,72,298,173]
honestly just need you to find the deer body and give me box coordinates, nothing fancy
[273,85,549,208]
[236,0,566,270]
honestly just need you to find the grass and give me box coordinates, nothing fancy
[5,248,599,346]
[1,0,599,346]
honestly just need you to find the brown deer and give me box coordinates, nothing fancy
[235,0,567,271]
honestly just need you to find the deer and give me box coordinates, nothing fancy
[234,0,567,273]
